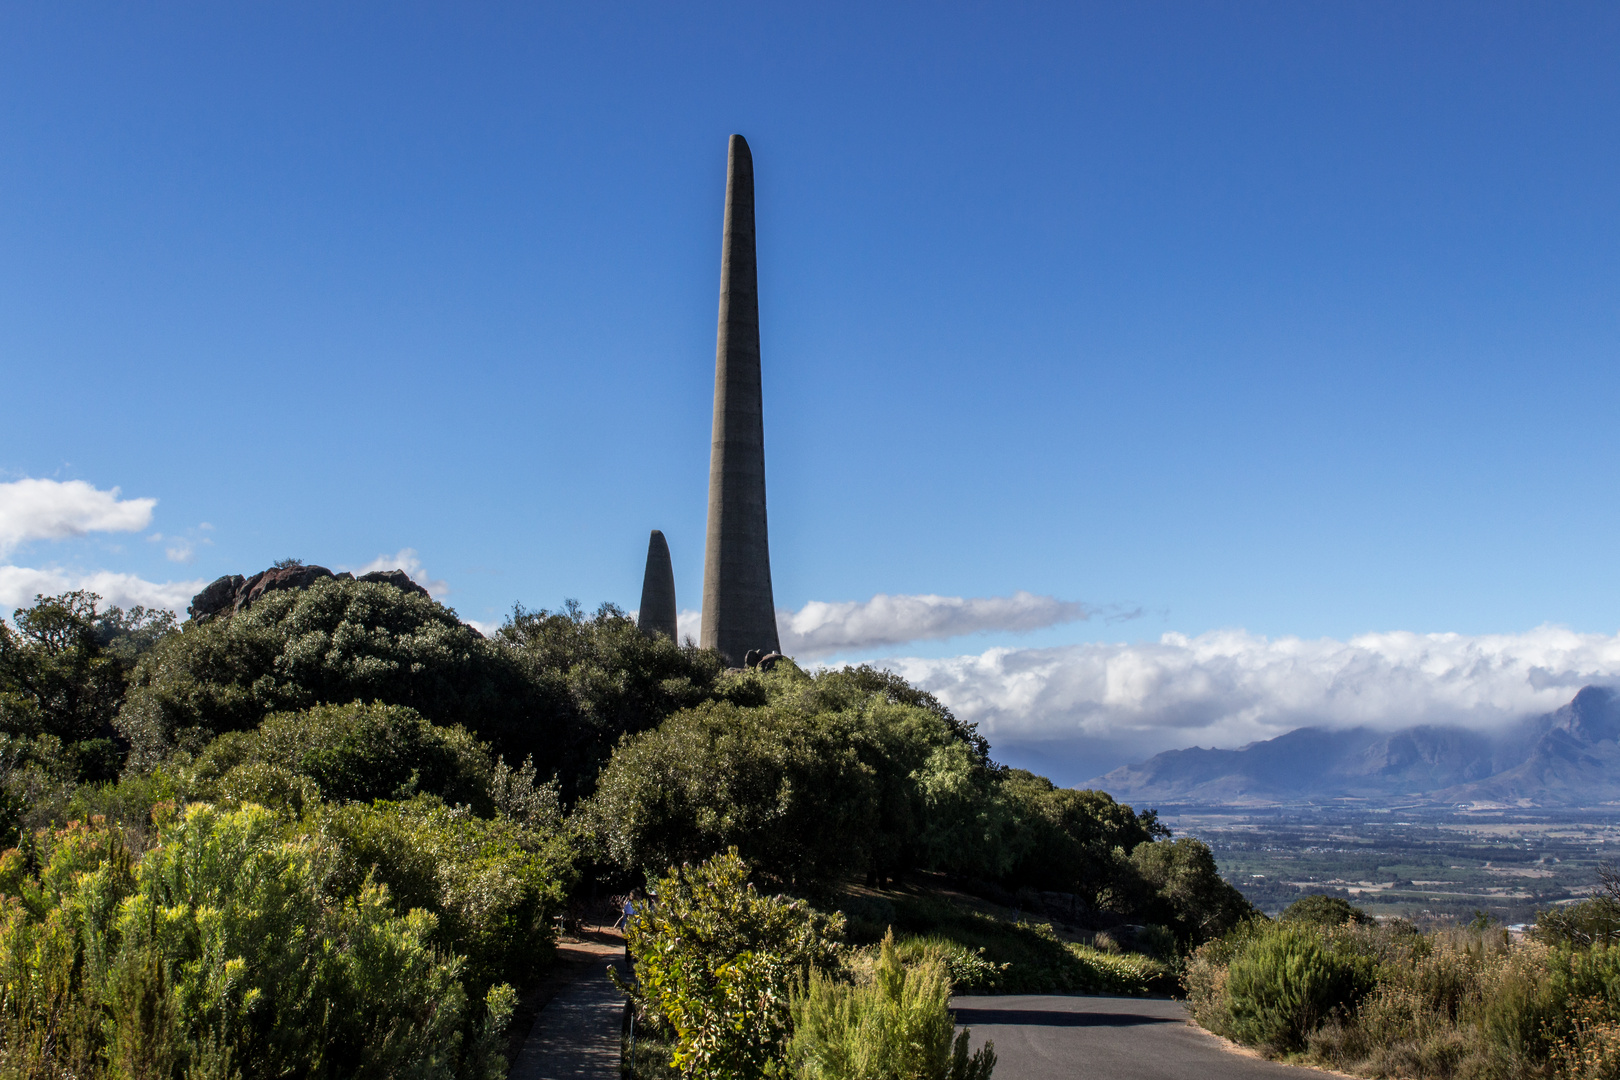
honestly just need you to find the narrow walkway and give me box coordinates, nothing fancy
[509,935,627,1080]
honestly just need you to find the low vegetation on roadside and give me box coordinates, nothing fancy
[1185,885,1620,1080]
[619,851,999,1080]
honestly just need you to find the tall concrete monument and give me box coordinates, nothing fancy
[637,530,678,640]
[701,134,781,666]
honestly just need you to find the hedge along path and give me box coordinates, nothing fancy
[510,939,628,1080]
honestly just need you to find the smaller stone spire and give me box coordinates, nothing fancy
[637,530,678,640]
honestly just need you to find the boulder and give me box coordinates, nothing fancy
[241,564,337,609]
[186,563,429,622]
[357,569,430,600]
[187,575,245,622]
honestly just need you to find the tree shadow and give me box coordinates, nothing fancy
[951,1008,1179,1028]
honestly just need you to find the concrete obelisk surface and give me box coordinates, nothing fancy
[701,134,781,667]
[637,530,678,641]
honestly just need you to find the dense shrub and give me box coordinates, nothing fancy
[583,696,883,884]
[113,587,741,800]
[582,658,1232,949]
[1186,913,1620,1078]
[116,577,537,768]
[317,796,574,997]
[188,701,497,808]
[789,930,997,1080]
[579,662,1188,905]
[622,849,845,1079]
[1219,924,1379,1051]
[581,661,1003,885]
[0,805,514,1080]
[886,936,1008,994]
[1279,894,1370,928]
[1538,866,1620,949]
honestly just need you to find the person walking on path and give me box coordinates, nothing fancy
[614,891,638,931]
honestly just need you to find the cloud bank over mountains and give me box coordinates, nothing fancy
[885,626,1620,780]
[675,602,1620,778]
[6,478,1611,782]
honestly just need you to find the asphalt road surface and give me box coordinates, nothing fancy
[950,996,1341,1080]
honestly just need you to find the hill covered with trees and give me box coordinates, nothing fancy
[0,571,1252,1077]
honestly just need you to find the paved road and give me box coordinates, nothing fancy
[950,996,1340,1080]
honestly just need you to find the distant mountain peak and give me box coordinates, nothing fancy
[1092,686,1620,808]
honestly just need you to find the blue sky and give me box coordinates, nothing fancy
[5,3,1620,779]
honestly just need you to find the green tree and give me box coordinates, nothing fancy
[1280,894,1371,928]
[580,664,995,886]
[0,591,175,778]
[495,601,730,797]
[795,665,991,766]
[998,772,1167,910]
[581,698,881,884]
[116,576,539,769]
[119,586,739,799]
[1128,838,1257,946]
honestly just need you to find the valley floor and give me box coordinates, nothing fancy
[1163,804,1620,923]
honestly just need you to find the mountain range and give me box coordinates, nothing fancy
[1090,685,1620,807]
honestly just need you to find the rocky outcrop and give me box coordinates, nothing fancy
[188,564,430,622]
[355,569,430,599]
[187,574,247,622]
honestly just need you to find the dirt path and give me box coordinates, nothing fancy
[507,926,627,1080]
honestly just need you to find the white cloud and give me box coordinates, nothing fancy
[670,592,1090,656]
[0,565,206,616]
[349,548,450,599]
[883,626,1620,776]
[148,527,213,564]
[0,479,156,556]
[778,591,1089,657]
